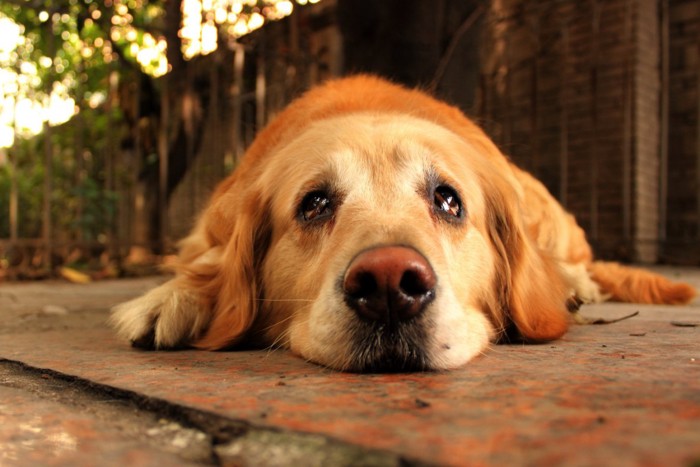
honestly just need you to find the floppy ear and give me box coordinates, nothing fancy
[485,185,570,343]
[177,189,271,350]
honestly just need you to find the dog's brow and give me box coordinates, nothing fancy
[417,165,440,195]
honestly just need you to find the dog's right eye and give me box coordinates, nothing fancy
[300,191,333,222]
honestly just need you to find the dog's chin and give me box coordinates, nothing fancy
[342,319,433,373]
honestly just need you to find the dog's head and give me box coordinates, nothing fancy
[186,76,570,372]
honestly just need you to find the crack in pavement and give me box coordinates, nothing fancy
[0,359,424,467]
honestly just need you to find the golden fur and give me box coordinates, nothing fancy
[111,75,696,372]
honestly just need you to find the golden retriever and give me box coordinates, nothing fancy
[111,75,696,372]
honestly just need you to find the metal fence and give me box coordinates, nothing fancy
[0,5,336,279]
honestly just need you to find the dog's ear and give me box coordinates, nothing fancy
[485,185,570,343]
[177,188,271,350]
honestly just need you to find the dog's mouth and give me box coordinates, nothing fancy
[345,319,432,373]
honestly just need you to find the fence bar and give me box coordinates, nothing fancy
[231,42,245,166]
[622,0,633,242]
[42,17,55,270]
[659,0,669,245]
[9,146,18,241]
[530,13,540,175]
[589,0,600,241]
[256,40,267,131]
[696,42,700,239]
[42,121,52,270]
[559,20,569,207]
[158,78,169,254]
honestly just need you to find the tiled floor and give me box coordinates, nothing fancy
[1,269,699,466]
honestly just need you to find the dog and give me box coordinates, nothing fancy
[111,75,696,372]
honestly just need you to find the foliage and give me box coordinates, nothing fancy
[0,130,120,242]
[67,176,119,242]
[0,138,44,238]
[0,0,315,256]
[0,0,137,242]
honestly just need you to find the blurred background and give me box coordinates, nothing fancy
[0,0,698,281]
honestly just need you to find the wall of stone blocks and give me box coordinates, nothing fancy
[479,0,639,260]
[478,0,699,264]
[666,0,700,263]
[634,0,661,263]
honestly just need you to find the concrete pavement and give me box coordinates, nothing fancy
[1,268,699,466]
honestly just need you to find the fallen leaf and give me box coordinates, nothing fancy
[41,305,68,315]
[572,311,639,325]
[60,267,91,284]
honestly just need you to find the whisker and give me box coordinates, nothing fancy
[259,310,301,333]
[255,298,314,303]
[265,328,291,355]
[478,344,494,358]
[261,303,315,354]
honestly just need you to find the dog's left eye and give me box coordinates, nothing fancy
[434,185,462,218]
[300,191,333,222]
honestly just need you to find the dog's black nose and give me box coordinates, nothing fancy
[343,246,436,325]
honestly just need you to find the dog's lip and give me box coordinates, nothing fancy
[344,317,432,372]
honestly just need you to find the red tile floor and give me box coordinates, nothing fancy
[1,269,699,466]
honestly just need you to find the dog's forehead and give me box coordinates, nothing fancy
[263,112,481,191]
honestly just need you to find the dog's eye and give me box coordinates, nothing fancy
[300,191,333,222]
[434,185,462,218]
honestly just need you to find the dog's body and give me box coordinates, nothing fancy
[112,76,695,372]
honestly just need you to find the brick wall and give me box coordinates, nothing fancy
[634,0,661,262]
[665,0,700,263]
[478,0,676,262]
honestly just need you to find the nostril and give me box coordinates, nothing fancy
[348,271,378,299]
[344,269,384,322]
[399,269,432,297]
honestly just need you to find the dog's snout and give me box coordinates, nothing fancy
[343,246,436,325]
